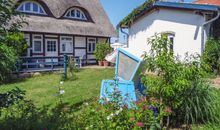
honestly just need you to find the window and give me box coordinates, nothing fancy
[60,36,73,53]
[87,38,96,53]
[47,41,56,52]
[33,35,43,53]
[62,44,66,52]
[65,8,87,20]
[17,1,46,15]
[161,31,175,53]
[169,36,174,51]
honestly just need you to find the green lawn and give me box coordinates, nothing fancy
[0,68,114,107]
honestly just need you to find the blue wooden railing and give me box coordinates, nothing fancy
[16,55,81,75]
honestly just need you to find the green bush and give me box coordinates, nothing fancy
[0,91,171,130]
[94,42,112,61]
[202,38,220,74]
[0,44,18,83]
[142,34,220,128]
[0,0,27,83]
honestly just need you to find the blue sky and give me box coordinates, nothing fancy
[100,0,194,43]
[100,0,194,28]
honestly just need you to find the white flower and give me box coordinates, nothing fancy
[107,116,111,120]
[84,102,89,106]
[115,110,120,115]
[60,81,64,85]
[60,90,65,94]
[119,107,123,112]
[110,113,114,116]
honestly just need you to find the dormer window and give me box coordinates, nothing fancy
[17,1,46,15]
[65,8,87,20]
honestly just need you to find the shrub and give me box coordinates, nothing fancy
[3,32,28,56]
[0,44,18,83]
[0,87,25,109]
[0,84,172,130]
[68,57,79,81]
[142,34,220,128]
[94,42,112,61]
[202,38,220,74]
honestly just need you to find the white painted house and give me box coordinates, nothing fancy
[119,2,220,59]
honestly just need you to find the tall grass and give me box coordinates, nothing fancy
[173,80,220,126]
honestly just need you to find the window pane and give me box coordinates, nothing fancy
[66,12,70,17]
[76,10,80,18]
[88,43,91,52]
[71,10,75,17]
[18,5,24,11]
[62,44,66,52]
[25,3,31,11]
[82,14,85,19]
[39,7,44,14]
[34,41,41,52]
[169,37,174,51]
[33,3,38,12]
[47,41,56,52]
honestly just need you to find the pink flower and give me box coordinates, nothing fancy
[136,122,144,127]
[142,105,148,111]
[164,107,172,114]
[150,97,158,103]
[141,96,147,102]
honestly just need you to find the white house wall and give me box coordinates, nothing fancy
[128,8,206,59]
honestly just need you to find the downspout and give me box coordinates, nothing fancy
[120,27,129,48]
[201,10,220,54]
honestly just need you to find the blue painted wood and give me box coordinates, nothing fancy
[17,56,81,73]
[100,48,145,107]
[100,80,137,108]
[115,48,143,82]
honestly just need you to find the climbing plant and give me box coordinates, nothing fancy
[118,0,158,28]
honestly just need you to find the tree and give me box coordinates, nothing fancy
[142,34,220,128]
[0,0,27,83]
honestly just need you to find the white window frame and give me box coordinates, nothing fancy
[32,34,43,53]
[64,8,87,20]
[46,39,57,52]
[60,36,73,53]
[87,38,96,53]
[17,1,47,15]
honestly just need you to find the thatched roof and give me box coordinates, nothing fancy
[16,0,117,37]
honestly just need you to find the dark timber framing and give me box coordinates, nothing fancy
[24,32,109,65]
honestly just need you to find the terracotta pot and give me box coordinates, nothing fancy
[98,61,104,66]
[103,61,109,66]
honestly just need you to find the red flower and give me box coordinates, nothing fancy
[164,107,172,114]
[136,122,144,127]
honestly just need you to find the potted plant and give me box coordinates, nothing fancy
[94,42,112,66]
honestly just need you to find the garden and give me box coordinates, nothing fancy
[1,0,220,130]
